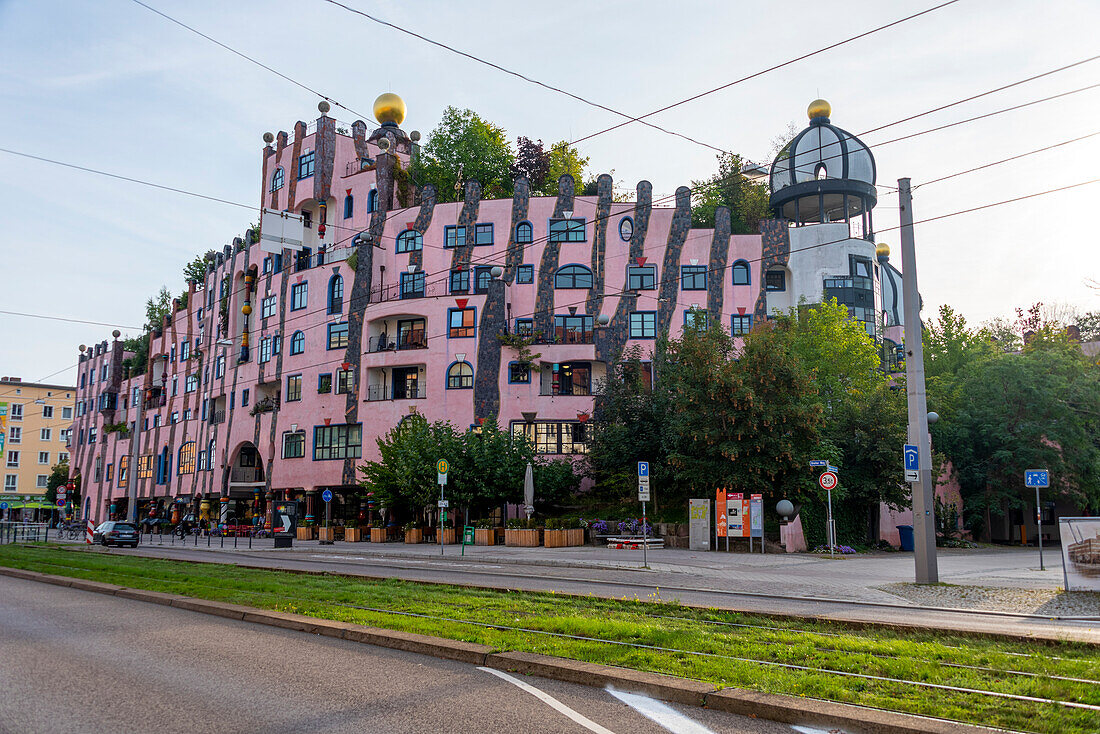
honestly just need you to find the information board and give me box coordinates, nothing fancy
[689,499,710,551]
[750,494,763,538]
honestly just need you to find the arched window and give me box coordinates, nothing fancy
[328,274,344,314]
[177,441,196,475]
[270,167,284,192]
[731,260,751,286]
[446,361,474,389]
[367,189,378,212]
[396,230,422,253]
[515,221,533,244]
[290,330,305,355]
[555,264,593,289]
[619,216,634,242]
[206,438,216,472]
[343,195,354,219]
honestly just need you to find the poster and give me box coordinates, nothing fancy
[1060,518,1100,592]
[0,402,6,463]
[727,493,745,537]
[715,489,727,537]
[750,494,763,538]
[689,499,710,551]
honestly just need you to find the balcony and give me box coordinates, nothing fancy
[210,410,226,425]
[230,466,263,483]
[367,279,449,305]
[366,384,425,401]
[368,330,427,353]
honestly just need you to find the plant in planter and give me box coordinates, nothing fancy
[544,516,584,547]
[505,517,540,547]
[473,518,496,546]
[437,521,456,545]
[403,520,423,544]
[295,520,316,541]
[102,422,130,437]
[344,522,362,542]
[249,396,278,416]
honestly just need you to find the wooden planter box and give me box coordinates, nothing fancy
[505,528,540,547]
[370,527,386,543]
[296,526,315,541]
[437,528,456,545]
[475,528,496,546]
[317,527,335,542]
[544,528,584,547]
[404,528,423,544]
[344,527,362,542]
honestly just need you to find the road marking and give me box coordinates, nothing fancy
[478,667,616,734]
[606,688,715,734]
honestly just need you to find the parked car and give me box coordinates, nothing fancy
[92,521,140,548]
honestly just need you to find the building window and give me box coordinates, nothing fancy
[367,189,378,212]
[549,218,585,243]
[259,337,273,363]
[313,423,362,460]
[449,269,469,294]
[178,442,196,474]
[473,222,494,245]
[444,225,467,248]
[681,265,707,291]
[118,456,128,487]
[474,265,493,294]
[328,274,344,314]
[40,428,52,441]
[684,309,708,329]
[283,431,305,459]
[448,307,476,338]
[511,421,590,455]
[8,427,20,444]
[516,264,534,284]
[731,260,751,286]
[400,271,425,299]
[137,455,153,480]
[335,368,354,394]
[215,354,226,378]
[5,451,18,467]
[59,452,69,464]
[628,265,656,290]
[298,150,315,179]
[38,451,49,465]
[619,217,633,242]
[446,361,474,389]
[765,270,786,291]
[553,314,593,344]
[291,282,308,311]
[629,311,656,339]
[42,405,54,419]
[555,264,593,289]
[515,221,533,244]
[318,374,332,394]
[396,230,422,253]
[508,362,530,384]
[185,374,198,393]
[37,475,48,489]
[515,318,534,337]
[343,195,354,219]
[180,341,190,361]
[286,374,302,401]
[171,377,178,396]
[290,330,305,355]
[9,404,22,420]
[271,167,284,192]
[261,295,277,319]
[3,475,16,491]
[731,314,753,336]
[241,388,250,407]
[328,322,349,350]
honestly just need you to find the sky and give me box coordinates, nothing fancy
[1,0,1098,385]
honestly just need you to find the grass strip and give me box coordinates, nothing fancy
[2,544,1097,734]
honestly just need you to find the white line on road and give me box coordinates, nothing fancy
[606,688,715,734]
[478,667,616,734]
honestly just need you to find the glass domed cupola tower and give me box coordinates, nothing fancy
[769,99,877,240]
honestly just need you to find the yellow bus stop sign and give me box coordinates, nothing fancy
[437,459,449,475]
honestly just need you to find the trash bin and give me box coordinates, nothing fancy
[273,535,293,549]
[897,525,914,552]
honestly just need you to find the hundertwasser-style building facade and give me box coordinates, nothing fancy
[69,96,903,529]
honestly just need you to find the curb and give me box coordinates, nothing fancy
[0,565,1003,734]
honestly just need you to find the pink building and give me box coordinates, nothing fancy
[70,100,773,529]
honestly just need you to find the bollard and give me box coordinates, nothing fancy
[194,530,198,547]
[207,530,211,547]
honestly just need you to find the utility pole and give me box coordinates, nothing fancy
[898,178,938,584]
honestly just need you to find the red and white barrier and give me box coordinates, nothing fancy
[85,519,94,544]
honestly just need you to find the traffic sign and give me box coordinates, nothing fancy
[321,489,333,503]
[0,502,8,510]
[818,471,838,491]
[809,460,828,467]
[638,485,651,502]
[903,444,919,482]
[56,499,66,508]
[637,461,649,478]
[438,499,449,508]
[1024,470,1049,488]
[437,459,449,475]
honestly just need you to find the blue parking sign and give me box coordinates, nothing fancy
[637,461,649,478]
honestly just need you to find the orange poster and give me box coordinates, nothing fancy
[716,489,727,537]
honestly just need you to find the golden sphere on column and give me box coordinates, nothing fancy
[373,93,406,126]
[875,242,891,258]
[807,99,831,119]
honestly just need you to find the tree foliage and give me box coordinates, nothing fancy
[145,286,172,331]
[690,152,770,233]
[412,106,515,202]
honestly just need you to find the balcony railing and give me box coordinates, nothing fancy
[539,385,593,397]
[229,466,263,483]
[532,330,594,345]
[367,279,449,305]
[368,330,427,352]
[366,385,425,401]
[210,410,226,425]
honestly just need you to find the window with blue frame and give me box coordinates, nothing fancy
[516,264,534,284]
[681,265,707,290]
[271,167,284,192]
[446,361,474,389]
[473,223,493,245]
[290,330,305,355]
[327,322,349,349]
[318,373,332,393]
[328,274,343,314]
[261,295,277,319]
[619,216,633,242]
[474,265,493,294]
[367,189,378,212]
[400,271,425,298]
[629,311,656,339]
[296,246,312,272]
[731,260,751,285]
[313,424,362,460]
[291,282,308,311]
[628,265,656,290]
[515,318,534,337]
[343,194,354,219]
[549,218,585,243]
[297,150,315,179]
[515,221,533,244]
[508,362,530,383]
[555,264,592,289]
[444,225,467,248]
[731,314,753,336]
[684,309,708,329]
[396,230,422,252]
[449,269,469,294]
[448,308,475,338]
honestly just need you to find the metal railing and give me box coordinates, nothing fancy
[0,522,49,544]
[366,384,425,401]
[368,331,428,352]
[210,410,226,425]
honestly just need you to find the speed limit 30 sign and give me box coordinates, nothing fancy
[818,471,838,491]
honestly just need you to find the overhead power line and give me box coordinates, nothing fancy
[0,310,143,330]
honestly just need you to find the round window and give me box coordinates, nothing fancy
[619,217,633,242]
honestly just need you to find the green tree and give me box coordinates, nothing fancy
[358,415,455,522]
[145,286,172,331]
[539,141,588,196]
[923,305,996,381]
[183,256,207,285]
[452,417,534,517]
[690,152,770,233]
[411,106,515,202]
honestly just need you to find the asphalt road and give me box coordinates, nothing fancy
[0,575,796,734]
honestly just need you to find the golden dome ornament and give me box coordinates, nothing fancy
[373,92,406,126]
[807,98,831,120]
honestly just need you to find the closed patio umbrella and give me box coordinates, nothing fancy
[523,462,535,520]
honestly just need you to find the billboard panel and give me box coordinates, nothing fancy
[1060,518,1100,592]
